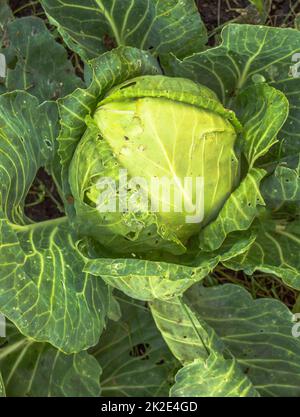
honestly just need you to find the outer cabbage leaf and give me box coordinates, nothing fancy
[1,217,110,353]
[151,297,221,363]
[0,323,101,397]
[1,17,83,102]
[0,16,83,189]
[40,0,207,61]
[261,158,300,212]
[0,92,57,224]
[151,284,300,397]
[170,354,259,397]
[0,91,110,353]
[185,284,300,397]
[91,294,177,396]
[222,156,300,288]
[84,233,255,301]
[223,217,300,289]
[150,296,258,397]
[234,83,289,167]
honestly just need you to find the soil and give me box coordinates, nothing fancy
[9,0,45,18]
[197,1,300,40]
[197,0,249,32]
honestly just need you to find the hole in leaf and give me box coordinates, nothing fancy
[126,231,137,240]
[44,139,52,148]
[129,343,150,360]
[103,33,117,50]
[25,168,64,222]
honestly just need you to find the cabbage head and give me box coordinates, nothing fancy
[69,75,240,255]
